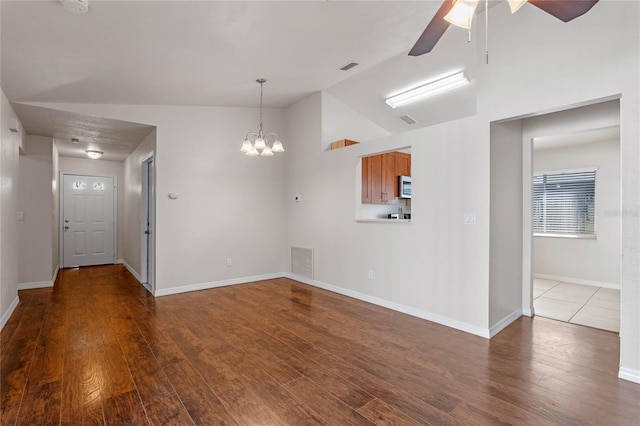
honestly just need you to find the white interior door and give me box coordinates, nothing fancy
[63,174,115,268]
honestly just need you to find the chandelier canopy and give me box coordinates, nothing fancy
[240,78,284,157]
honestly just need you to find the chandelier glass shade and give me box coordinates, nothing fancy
[241,78,284,157]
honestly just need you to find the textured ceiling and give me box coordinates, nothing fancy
[12,103,155,161]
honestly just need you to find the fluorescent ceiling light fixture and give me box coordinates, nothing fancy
[86,150,103,159]
[385,72,471,109]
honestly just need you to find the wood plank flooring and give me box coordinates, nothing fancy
[2,265,639,425]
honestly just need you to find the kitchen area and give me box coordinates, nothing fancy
[359,148,412,222]
[328,139,412,222]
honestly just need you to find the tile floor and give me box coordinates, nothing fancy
[533,278,620,332]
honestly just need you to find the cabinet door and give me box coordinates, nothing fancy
[397,152,411,177]
[369,154,384,204]
[362,156,371,203]
[381,152,398,203]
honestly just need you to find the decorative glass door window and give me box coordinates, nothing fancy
[72,181,87,190]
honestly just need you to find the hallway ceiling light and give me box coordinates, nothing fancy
[86,150,103,159]
[385,71,470,108]
[240,79,284,157]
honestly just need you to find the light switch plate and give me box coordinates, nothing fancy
[464,213,476,225]
[17,211,24,221]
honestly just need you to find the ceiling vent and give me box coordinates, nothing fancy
[339,62,359,71]
[62,0,89,14]
[400,115,417,125]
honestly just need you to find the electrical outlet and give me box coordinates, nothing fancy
[368,269,374,280]
[17,211,24,221]
[226,258,232,267]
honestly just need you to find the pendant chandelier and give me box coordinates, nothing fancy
[240,78,284,157]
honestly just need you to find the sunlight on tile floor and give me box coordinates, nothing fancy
[533,278,620,333]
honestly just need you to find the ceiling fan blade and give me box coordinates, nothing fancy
[529,0,599,22]
[409,0,455,57]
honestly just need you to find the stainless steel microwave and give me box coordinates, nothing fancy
[399,175,411,199]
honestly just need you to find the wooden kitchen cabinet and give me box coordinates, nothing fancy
[397,152,411,177]
[362,152,404,204]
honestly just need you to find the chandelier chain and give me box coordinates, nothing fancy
[259,79,264,134]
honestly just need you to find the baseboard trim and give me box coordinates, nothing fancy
[533,273,619,290]
[284,272,491,339]
[1,296,20,330]
[523,307,534,317]
[51,265,59,285]
[117,259,143,284]
[618,367,640,384]
[154,273,285,297]
[18,264,60,290]
[489,309,523,338]
[18,280,53,290]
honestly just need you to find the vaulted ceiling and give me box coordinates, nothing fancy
[1,0,436,108]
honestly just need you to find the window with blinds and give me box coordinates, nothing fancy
[533,169,596,237]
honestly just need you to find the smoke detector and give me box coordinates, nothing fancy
[62,0,89,14]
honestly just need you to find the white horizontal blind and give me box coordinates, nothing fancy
[533,169,596,237]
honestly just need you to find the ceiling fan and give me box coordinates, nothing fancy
[409,0,599,56]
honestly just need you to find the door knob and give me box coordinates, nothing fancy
[64,219,69,223]
[64,226,69,230]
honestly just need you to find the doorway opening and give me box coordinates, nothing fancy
[520,99,622,334]
[531,126,621,332]
[141,155,155,294]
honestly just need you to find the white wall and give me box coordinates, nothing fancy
[17,135,54,285]
[489,121,523,330]
[59,155,125,262]
[287,93,491,334]
[533,139,620,287]
[52,142,59,276]
[122,129,156,278]
[0,90,22,327]
[321,92,389,150]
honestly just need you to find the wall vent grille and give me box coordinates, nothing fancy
[339,62,359,71]
[291,247,313,280]
[400,114,417,125]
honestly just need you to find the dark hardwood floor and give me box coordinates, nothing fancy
[1,265,639,425]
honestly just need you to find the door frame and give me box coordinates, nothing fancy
[60,172,118,268]
[141,154,155,294]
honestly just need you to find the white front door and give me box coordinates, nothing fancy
[63,174,115,268]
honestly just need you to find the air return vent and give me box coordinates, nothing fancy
[291,247,313,280]
[400,115,417,125]
[339,62,359,71]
